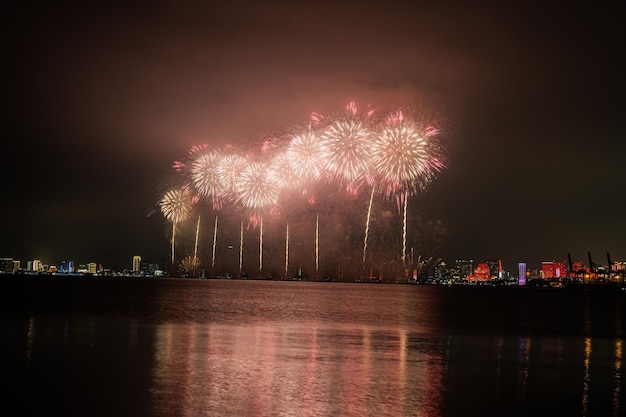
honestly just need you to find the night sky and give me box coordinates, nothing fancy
[3,1,624,273]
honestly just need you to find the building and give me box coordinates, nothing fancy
[454,259,474,281]
[467,263,491,282]
[1,258,16,273]
[541,260,567,280]
[485,259,502,279]
[518,263,527,286]
[133,256,142,272]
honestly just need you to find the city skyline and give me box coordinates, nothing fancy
[3,1,624,272]
[3,247,623,279]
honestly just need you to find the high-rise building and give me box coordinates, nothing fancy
[518,263,527,286]
[454,259,474,281]
[133,256,142,272]
[485,259,502,279]
[0,258,13,272]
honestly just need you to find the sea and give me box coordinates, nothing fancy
[1,276,624,417]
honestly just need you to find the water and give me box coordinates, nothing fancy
[2,276,624,416]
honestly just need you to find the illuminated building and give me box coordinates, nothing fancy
[542,260,567,280]
[541,261,554,279]
[518,263,527,286]
[454,259,474,281]
[88,263,97,274]
[485,259,502,279]
[133,255,142,272]
[467,263,491,282]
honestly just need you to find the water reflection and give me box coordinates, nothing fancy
[151,323,446,416]
[4,281,624,417]
[613,340,623,417]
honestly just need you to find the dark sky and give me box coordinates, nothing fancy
[3,1,624,273]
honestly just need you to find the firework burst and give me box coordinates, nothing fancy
[217,152,248,192]
[287,127,324,186]
[160,188,193,224]
[160,187,193,265]
[318,102,376,193]
[371,110,437,196]
[161,101,447,278]
[189,147,225,209]
[234,160,280,215]
[269,150,304,196]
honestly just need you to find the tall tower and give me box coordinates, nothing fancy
[132,256,141,272]
[518,263,527,286]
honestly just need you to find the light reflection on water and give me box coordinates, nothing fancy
[2,278,624,416]
[150,322,445,417]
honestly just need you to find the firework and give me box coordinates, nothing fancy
[371,109,444,265]
[193,213,201,262]
[232,160,281,276]
[189,147,225,209]
[161,101,446,278]
[371,110,438,196]
[318,102,377,192]
[160,187,193,266]
[217,152,248,191]
[234,161,280,213]
[287,127,323,186]
[160,188,192,224]
[269,150,304,196]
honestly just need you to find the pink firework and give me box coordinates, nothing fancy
[189,147,225,209]
[318,102,376,192]
[269,150,304,195]
[372,110,442,197]
[217,152,248,193]
[286,127,324,186]
[233,160,280,215]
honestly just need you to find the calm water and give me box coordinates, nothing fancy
[1,277,624,417]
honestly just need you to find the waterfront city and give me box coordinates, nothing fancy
[2,252,624,288]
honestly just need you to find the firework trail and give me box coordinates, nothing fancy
[239,220,244,276]
[212,215,218,274]
[315,213,319,276]
[193,214,201,263]
[285,222,289,279]
[362,186,376,266]
[159,187,192,267]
